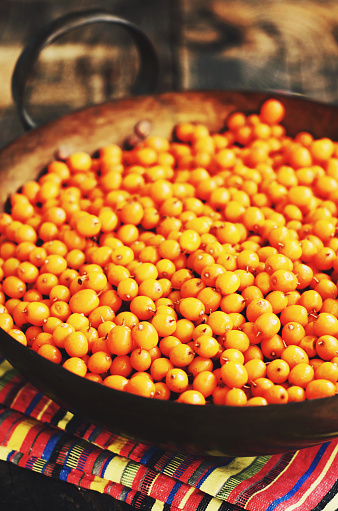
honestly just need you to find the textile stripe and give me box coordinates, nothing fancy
[22,391,43,416]
[196,457,256,498]
[163,453,188,478]
[122,460,142,488]
[314,479,338,510]
[265,442,329,511]
[0,376,26,407]
[1,358,338,511]
[216,455,270,500]
[236,451,296,507]
[103,454,130,482]
[56,410,74,430]
[275,442,338,511]
[36,398,53,421]
[0,359,13,380]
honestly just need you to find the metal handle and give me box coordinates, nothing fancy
[11,9,159,131]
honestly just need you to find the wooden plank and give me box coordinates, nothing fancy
[0,0,176,148]
[180,0,338,103]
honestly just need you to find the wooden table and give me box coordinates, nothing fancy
[0,0,337,509]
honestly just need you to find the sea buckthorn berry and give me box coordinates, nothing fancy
[172,318,194,343]
[62,357,87,377]
[67,313,90,332]
[69,289,99,315]
[288,363,314,388]
[266,359,290,384]
[194,335,220,358]
[169,343,195,368]
[280,304,308,327]
[166,368,189,393]
[200,264,225,287]
[2,276,26,299]
[306,379,336,400]
[151,313,176,337]
[153,381,171,400]
[88,305,115,330]
[260,334,284,360]
[221,361,248,389]
[107,325,133,356]
[130,296,156,321]
[158,336,181,358]
[247,396,268,406]
[179,229,201,253]
[251,377,274,398]
[179,297,205,321]
[117,278,139,301]
[315,335,338,361]
[260,98,285,125]
[25,302,50,327]
[298,335,317,358]
[17,262,39,284]
[9,328,27,346]
[270,270,298,293]
[223,330,250,353]
[215,272,241,295]
[103,374,128,391]
[192,370,217,397]
[130,348,152,372]
[64,331,88,358]
[243,345,264,363]
[314,361,338,383]
[266,290,288,314]
[188,356,213,377]
[82,270,108,292]
[126,374,156,398]
[107,265,131,287]
[37,344,62,363]
[224,388,248,407]
[180,278,205,298]
[281,345,309,369]
[246,299,273,322]
[264,385,288,404]
[212,385,230,405]
[244,359,267,381]
[220,293,246,315]
[287,386,306,402]
[132,321,159,350]
[177,390,206,405]
[207,311,233,336]
[220,349,245,366]
[282,322,306,346]
[197,287,221,314]
[298,290,322,313]
[138,279,163,301]
[228,312,246,330]
[253,313,281,340]
[110,355,133,378]
[192,324,213,341]
[313,313,338,337]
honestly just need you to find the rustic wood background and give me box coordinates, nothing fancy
[0,0,337,150]
[0,1,337,509]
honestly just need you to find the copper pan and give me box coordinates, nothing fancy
[0,10,338,457]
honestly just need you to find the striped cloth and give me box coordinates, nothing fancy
[0,356,337,511]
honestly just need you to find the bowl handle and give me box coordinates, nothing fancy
[11,9,159,131]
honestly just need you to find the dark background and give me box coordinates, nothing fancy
[0,0,337,509]
[0,0,337,148]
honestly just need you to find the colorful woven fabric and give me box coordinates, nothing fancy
[0,356,338,511]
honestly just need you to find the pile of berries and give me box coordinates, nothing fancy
[0,98,338,406]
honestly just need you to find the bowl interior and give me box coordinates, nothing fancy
[1,90,338,457]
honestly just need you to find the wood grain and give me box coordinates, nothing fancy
[0,0,337,149]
